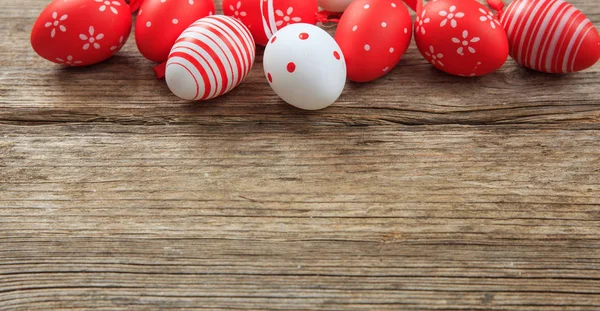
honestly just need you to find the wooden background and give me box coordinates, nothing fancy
[1,0,600,310]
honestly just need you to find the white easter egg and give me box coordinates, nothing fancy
[165,15,256,101]
[263,23,346,110]
[318,0,354,12]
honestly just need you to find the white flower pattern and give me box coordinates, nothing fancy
[79,26,104,51]
[44,12,68,38]
[229,1,247,17]
[415,10,430,35]
[94,0,121,14]
[470,61,482,76]
[275,7,302,27]
[479,8,501,29]
[56,55,82,66]
[452,30,480,56]
[439,5,464,28]
[110,36,125,51]
[424,46,444,67]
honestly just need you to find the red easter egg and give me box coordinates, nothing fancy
[222,0,319,46]
[414,0,509,76]
[500,0,600,73]
[335,0,413,82]
[31,0,132,66]
[135,0,215,63]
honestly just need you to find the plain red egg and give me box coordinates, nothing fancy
[222,0,318,46]
[135,0,215,63]
[335,0,413,82]
[414,0,509,77]
[31,0,132,66]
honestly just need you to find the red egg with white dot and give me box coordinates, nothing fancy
[30,0,132,66]
[414,0,509,77]
[135,0,215,63]
[335,0,413,82]
[264,23,346,110]
[222,0,319,46]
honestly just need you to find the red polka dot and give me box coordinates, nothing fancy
[287,62,296,73]
[267,73,273,83]
[271,36,277,44]
[299,33,309,40]
[333,51,340,60]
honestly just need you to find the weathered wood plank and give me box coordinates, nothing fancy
[1,124,600,310]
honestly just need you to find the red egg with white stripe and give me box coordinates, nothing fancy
[165,15,256,101]
[414,0,509,77]
[134,0,215,63]
[498,0,600,73]
[335,0,413,82]
[30,0,132,66]
[222,0,318,46]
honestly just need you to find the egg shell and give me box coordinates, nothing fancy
[165,15,256,101]
[31,0,132,66]
[414,0,509,77]
[135,0,215,63]
[500,0,600,73]
[318,0,354,12]
[335,0,413,82]
[222,0,319,46]
[264,23,346,110]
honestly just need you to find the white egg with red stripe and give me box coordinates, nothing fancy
[165,15,256,101]
[499,0,600,73]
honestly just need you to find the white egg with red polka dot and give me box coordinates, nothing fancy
[263,23,346,111]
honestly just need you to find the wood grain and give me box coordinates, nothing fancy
[1,0,599,310]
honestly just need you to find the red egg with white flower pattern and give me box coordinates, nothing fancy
[165,15,256,101]
[31,0,132,66]
[414,0,509,77]
[135,0,215,63]
[222,0,319,46]
[498,0,600,73]
[335,0,412,82]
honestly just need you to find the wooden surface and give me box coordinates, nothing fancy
[1,0,600,310]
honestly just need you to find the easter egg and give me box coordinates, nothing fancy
[135,0,215,63]
[335,0,413,82]
[31,0,132,66]
[499,0,600,73]
[165,15,256,101]
[222,0,319,46]
[318,0,354,12]
[264,23,346,110]
[414,0,509,76]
